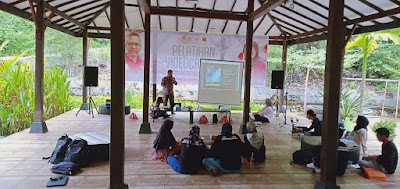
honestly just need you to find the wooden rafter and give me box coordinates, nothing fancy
[105,9,111,26]
[264,24,274,35]
[92,21,100,34]
[84,3,110,26]
[271,15,306,33]
[23,0,56,11]
[267,12,287,36]
[277,24,296,35]
[271,10,316,30]
[44,10,56,29]
[190,4,197,32]
[236,21,243,34]
[150,8,247,21]
[248,0,285,21]
[308,0,349,21]
[0,1,76,36]
[124,13,130,28]
[205,0,217,33]
[344,23,358,46]
[358,0,400,22]
[254,14,266,33]
[10,0,26,6]
[279,5,326,27]
[176,0,178,31]
[221,0,237,33]
[156,0,161,30]
[30,0,85,28]
[52,2,108,24]
[344,4,379,25]
[138,4,145,28]
[293,1,327,20]
[137,0,150,14]
[288,6,400,40]
[388,0,400,6]
[88,26,110,30]
[28,0,36,24]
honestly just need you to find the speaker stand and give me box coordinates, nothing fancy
[76,87,99,118]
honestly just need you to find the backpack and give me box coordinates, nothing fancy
[291,150,313,165]
[49,135,72,164]
[212,114,218,123]
[64,138,90,167]
[50,162,81,175]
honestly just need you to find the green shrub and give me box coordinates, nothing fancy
[372,119,397,139]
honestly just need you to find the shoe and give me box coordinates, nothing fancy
[306,163,316,169]
[210,170,218,177]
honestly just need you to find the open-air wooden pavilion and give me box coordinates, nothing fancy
[1,0,400,188]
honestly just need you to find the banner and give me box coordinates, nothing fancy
[124,29,269,86]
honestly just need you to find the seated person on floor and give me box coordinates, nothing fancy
[358,128,398,174]
[252,98,274,122]
[152,120,181,161]
[294,110,322,138]
[347,115,369,158]
[150,97,169,119]
[202,123,243,176]
[242,122,266,163]
[167,125,208,174]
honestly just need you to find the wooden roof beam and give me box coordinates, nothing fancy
[205,0,217,33]
[137,0,150,14]
[288,6,400,40]
[31,0,85,28]
[84,3,110,26]
[156,0,161,30]
[52,2,108,24]
[0,1,76,36]
[267,12,287,36]
[221,0,237,33]
[248,0,285,21]
[150,7,247,21]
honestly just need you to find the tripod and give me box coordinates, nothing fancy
[76,87,99,118]
[279,92,290,127]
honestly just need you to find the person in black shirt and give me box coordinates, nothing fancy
[294,110,322,140]
[358,127,398,174]
[202,123,243,176]
[167,125,207,174]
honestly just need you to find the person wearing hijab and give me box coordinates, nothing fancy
[167,125,208,174]
[347,115,369,157]
[242,122,266,163]
[252,98,274,122]
[152,120,181,161]
[202,123,243,176]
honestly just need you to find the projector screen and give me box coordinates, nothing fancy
[198,59,243,106]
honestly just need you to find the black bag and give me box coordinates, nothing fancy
[292,150,313,165]
[51,162,80,175]
[64,138,89,166]
[49,135,72,164]
[213,114,218,123]
[337,150,349,176]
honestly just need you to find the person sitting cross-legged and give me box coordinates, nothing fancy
[242,122,266,163]
[167,126,208,174]
[252,98,274,123]
[357,127,398,174]
[152,120,181,161]
[202,123,243,176]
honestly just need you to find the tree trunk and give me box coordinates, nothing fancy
[359,47,368,115]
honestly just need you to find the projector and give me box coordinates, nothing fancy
[218,105,230,111]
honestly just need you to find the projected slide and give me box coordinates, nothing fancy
[198,59,243,106]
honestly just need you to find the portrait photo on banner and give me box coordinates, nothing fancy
[124,29,269,86]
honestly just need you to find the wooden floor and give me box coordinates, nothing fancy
[0,109,399,189]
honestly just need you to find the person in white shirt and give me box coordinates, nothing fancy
[347,115,369,157]
[252,98,274,122]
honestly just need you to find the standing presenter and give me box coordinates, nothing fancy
[161,70,178,114]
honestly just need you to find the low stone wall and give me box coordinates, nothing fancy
[68,78,399,109]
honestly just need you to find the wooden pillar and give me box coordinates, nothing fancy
[316,0,345,188]
[280,39,288,107]
[153,84,156,103]
[82,28,88,103]
[240,0,254,134]
[30,0,48,133]
[139,0,152,134]
[108,0,128,188]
